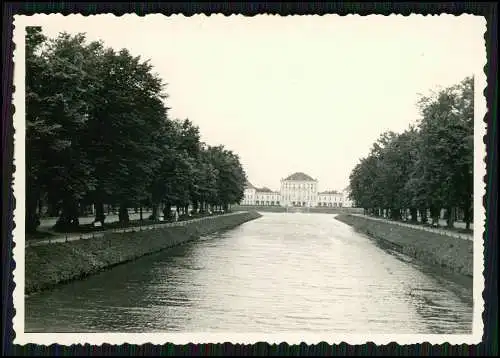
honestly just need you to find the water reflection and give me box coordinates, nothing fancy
[26,212,473,333]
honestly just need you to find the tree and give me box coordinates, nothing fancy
[26,31,99,231]
[195,144,219,213]
[416,76,474,228]
[83,47,168,224]
[26,27,250,233]
[26,26,48,232]
[206,145,246,212]
[349,76,474,230]
[349,155,380,215]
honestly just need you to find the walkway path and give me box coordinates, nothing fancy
[38,212,152,230]
[349,214,474,241]
[26,212,248,248]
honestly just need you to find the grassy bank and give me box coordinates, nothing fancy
[335,214,473,278]
[25,211,262,295]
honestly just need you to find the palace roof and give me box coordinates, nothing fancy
[245,180,256,189]
[283,172,315,181]
[256,187,277,193]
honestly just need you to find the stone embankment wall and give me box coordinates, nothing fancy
[25,211,262,295]
[335,214,473,278]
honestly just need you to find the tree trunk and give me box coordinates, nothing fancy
[37,197,43,217]
[430,206,440,226]
[118,204,129,224]
[463,198,472,230]
[163,203,172,220]
[184,204,189,215]
[95,201,105,225]
[410,208,418,223]
[54,197,80,232]
[47,196,59,217]
[193,201,199,214]
[151,203,159,220]
[464,206,471,230]
[26,190,40,234]
[446,206,455,228]
[140,206,143,221]
[419,208,428,224]
[390,208,401,221]
[223,203,229,212]
[77,201,84,216]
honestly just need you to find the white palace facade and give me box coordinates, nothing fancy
[241,172,353,208]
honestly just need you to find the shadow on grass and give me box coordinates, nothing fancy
[26,212,229,241]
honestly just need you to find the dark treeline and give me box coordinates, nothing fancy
[26,27,246,233]
[349,77,474,230]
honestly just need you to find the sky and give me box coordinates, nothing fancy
[21,14,486,192]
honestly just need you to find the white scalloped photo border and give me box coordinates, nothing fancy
[11,13,487,346]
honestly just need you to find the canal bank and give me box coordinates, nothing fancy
[25,211,262,295]
[335,214,473,278]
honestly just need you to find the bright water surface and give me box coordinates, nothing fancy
[25,213,473,333]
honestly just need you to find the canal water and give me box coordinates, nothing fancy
[25,212,473,334]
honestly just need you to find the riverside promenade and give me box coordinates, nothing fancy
[349,213,474,241]
[26,212,249,248]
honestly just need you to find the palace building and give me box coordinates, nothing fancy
[280,172,318,208]
[241,181,281,206]
[242,172,353,208]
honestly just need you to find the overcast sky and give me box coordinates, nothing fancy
[23,14,485,192]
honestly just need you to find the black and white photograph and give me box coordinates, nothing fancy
[13,14,486,345]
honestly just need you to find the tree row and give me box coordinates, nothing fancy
[26,27,247,232]
[349,76,474,230]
